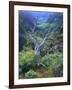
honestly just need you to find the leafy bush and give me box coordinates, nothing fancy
[41,53,63,77]
[25,70,38,78]
[19,49,35,66]
[40,45,48,56]
[42,53,63,68]
[19,49,63,78]
[19,49,35,76]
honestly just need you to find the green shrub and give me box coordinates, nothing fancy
[41,53,63,77]
[19,49,35,76]
[19,49,35,66]
[42,53,63,69]
[25,70,38,78]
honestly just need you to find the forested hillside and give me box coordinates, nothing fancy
[19,11,63,78]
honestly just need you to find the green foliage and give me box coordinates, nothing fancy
[41,53,63,77]
[35,36,43,42]
[47,31,63,53]
[19,11,63,78]
[25,70,38,78]
[40,45,48,56]
[19,49,35,77]
[42,53,63,67]
[19,51,63,78]
[19,49,35,65]
[37,22,50,30]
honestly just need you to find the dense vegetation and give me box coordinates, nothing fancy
[19,11,63,79]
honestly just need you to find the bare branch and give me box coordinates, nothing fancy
[29,21,36,33]
[29,34,37,45]
[39,33,48,48]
